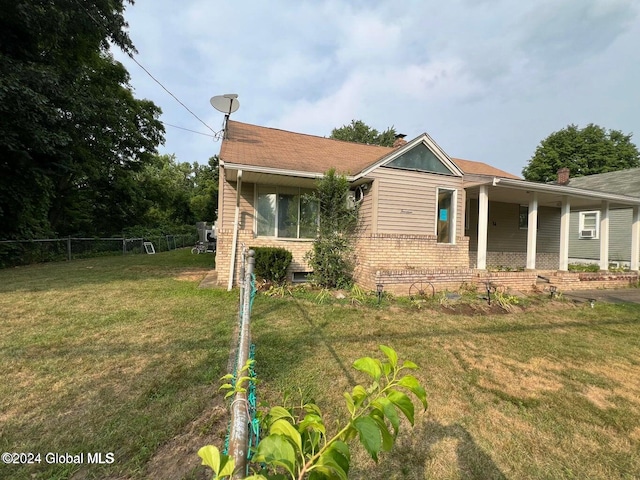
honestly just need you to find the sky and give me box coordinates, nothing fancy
[112,0,640,177]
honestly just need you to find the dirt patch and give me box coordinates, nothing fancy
[143,399,228,480]
[174,270,208,282]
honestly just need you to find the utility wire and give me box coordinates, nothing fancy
[125,53,222,138]
[74,0,223,140]
[162,121,219,138]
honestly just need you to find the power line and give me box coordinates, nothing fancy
[125,53,222,138]
[162,121,219,138]
[74,0,223,140]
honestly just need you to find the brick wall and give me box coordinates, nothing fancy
[549,271,639,291]
[354,233,471,293]
[215,229,314,287]
[473,270,539,292]
[469,251,559,269]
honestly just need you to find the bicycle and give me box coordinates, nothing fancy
[191,242,207,254]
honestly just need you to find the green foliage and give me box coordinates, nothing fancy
[330,120,397,147]
[522,124,640,182]
[219,359,257,400]
[252,247,293,284]
[305,169,358,288]
[200,345,427,479]
[0,1,167,239]
[568,263,600,272]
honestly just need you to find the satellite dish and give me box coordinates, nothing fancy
[210,94,240,114]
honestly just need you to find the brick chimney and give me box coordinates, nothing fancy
[393,133,407,148]
[557,167,570,185]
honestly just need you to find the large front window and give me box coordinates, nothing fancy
[256,186,318,238]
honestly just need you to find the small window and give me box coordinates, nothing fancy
[292,271,312,283]
[519,205,528,229]
[579,211,600,239]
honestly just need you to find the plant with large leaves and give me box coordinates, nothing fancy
[199,345,427,479]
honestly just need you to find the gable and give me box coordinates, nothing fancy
[356,133,463,178]
[386,143,453,175]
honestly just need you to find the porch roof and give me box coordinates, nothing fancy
[465,176,640,209]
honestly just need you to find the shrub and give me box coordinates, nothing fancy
[251,247,292,284]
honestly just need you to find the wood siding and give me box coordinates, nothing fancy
[569,208,639,262]
[368,167,465,237]
[467,200,560,253]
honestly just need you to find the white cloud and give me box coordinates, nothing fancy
[112,0,640,175]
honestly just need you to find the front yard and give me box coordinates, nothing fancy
[1,250,639,479]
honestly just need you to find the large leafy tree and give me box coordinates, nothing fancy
[0,0,164,238]
[330,120,397,147]
[190,156,219,222]
[522,124,640,182]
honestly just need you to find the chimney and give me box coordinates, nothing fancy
[557,167,570,185]
[393,133,407,148]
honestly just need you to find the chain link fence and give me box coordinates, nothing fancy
[0,234,197,268]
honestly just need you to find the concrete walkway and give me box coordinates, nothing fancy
[563,288,640,304]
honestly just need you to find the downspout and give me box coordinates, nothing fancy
[227,170,242,291]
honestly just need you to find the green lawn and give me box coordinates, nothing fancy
[1,252,639,479]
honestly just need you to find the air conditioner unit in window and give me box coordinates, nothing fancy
[580,229,596,238]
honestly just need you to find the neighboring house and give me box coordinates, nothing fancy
[564,168,640,266]
[215,121,640,293]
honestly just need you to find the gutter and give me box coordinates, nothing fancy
[227,169,242,291]
[492,177,640,206]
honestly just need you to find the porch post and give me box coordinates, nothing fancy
[477,185,489,269]
[631,205,639,272]
[559,196,570,271]
[599,201,610,271]
[526,192,538,270]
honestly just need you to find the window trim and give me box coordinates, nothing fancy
[435,187,457,244]
[254,184,318,239]
[578,210,600,239]
[519,205,528,230]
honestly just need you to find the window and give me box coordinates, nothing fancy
[387,144,452,174]
[256,186,318,238]
[437,189,456,243]
[519,205,528,229]
[579,211,600,239]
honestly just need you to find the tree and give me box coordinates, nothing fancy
[190,156,219,222]
[330,120,397,147]
[305,169,358,288]
[522,124,640,183]
[0,0,164,238]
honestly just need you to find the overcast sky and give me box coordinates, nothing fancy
[112,0,640,176]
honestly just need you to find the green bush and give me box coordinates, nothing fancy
[251,247,292,284]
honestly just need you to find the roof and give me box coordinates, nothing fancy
[566,168,640,197]
[221,120,520,179]
[450,157,519,179]
[221,121,391,176]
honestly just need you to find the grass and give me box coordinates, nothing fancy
[0,249,234,480]
[249,294,640,479]
[1,253,640,479]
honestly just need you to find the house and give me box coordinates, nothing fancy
[215,121,640,294]
[562,168,640,267]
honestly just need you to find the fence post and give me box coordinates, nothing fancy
[228,249,255,479]
[122,238,126,255]
[67,237,72,261]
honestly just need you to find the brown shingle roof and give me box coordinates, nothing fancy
[451,158,520,179]
[221,120,520,179]
[221,120,391,175]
